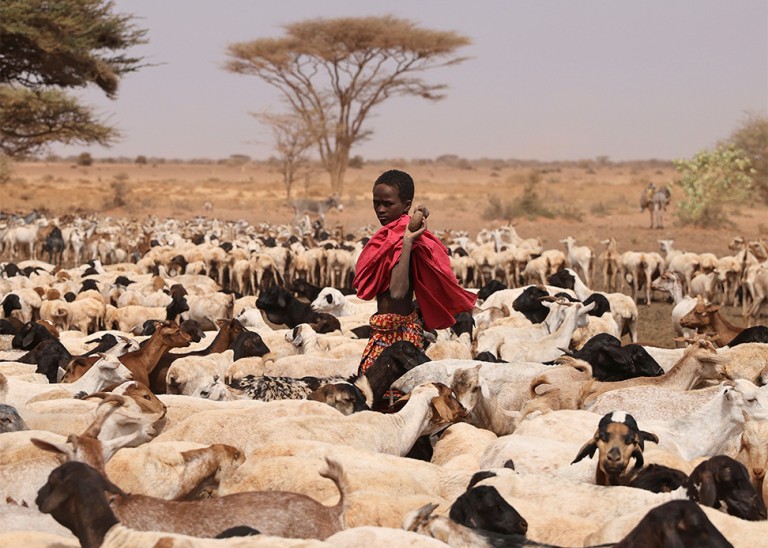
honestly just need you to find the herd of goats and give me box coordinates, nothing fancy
[1,208,768,547]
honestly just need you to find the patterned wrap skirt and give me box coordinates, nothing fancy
[358,311,425,376]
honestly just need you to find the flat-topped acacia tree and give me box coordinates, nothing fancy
[225,15,470,195]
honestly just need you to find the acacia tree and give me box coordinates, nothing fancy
[225,16,470,194]
[255,111,315,200]
[0,0,146,156]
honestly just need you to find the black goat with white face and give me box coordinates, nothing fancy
[572,411,658,486]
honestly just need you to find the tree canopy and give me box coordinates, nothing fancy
[0,0,147,156]
[675,145,754,227]
[225,16,470,193]
[723,112,768,203]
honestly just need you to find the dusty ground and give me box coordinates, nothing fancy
[3,159,764,347]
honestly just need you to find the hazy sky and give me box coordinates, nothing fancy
[52,0,767,162]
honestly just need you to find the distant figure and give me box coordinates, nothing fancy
[203,200,213,214]
[291,194,343,224]
[640,183,671,229]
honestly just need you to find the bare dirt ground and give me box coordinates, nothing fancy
[4,159,765,347]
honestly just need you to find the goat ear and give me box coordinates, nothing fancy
[697,470,718,507]
[37,484,72,513]
[30,437,75,461]
[572,438,598,464]
[640,430,659,447]
[22,330,36,348]
[631,449,645,469]
[277,291,287,308]
[431,396,454,422]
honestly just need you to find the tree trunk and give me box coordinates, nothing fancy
[327,145,350,195]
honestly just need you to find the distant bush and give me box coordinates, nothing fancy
[482,170,555,221]
[76,152,93,166]
[590,201,609,217]
[135,155,147,165]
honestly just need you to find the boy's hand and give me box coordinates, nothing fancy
[406,205,429,240]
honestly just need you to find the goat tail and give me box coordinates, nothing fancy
[320,456,350,526]
[577,378,599,409]
[528,375,551,399]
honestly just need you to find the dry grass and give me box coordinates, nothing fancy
[4,158,763,347]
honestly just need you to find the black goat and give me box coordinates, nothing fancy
[478,280,507,301]
[566,333,663,381]
[42,226,66,265]
[725,325,768,347]
[686,455,767,521]
[256,285,340,333]
[512,286,550,324]
[614,500,732,548]
[12,320,56,350]
[449,485,528,536]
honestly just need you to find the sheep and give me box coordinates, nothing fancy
[0,396,147,507]
[519,379,768,461]
[217,439,471,527]
[448,364,522,436]
[154,382,464,457]
[310,286,375,318]
[103,295,189,335]
[430,422,499,470]
[0,403,28,432]
[586,384,722,422]
[0,353,134,408]
[425,331,473,361]
[562,333,664,381]
[518,357,595,418]
[578,339,727,407]
[737,413,768,505]
[36,458,348,541]
[182,292,235,331]
[651,270,698,344]
[497,301,595,363]
[548,268,639,343]
[560,236,594,288]
[256,284,341,334]
[598,238,620,292]
[105,442,244,499]
[595,500,733,548]
[165,350,235,396]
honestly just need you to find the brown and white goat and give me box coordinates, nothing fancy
[571,411,658,486]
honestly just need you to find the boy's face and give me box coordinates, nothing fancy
[373,183,411,226]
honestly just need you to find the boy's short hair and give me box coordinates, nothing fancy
[374,169,414,204]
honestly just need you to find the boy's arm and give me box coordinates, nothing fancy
[388,213,428,299]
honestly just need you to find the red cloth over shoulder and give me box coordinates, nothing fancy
[352,214,477,330]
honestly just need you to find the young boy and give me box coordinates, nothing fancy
[352,169,477,379]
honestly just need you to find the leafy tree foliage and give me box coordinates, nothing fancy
[723,112,768,203]
[0,0,146,156]
[675,145,754,227]
[225,16,470,194]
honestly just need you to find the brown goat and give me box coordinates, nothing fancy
[149,317,246,393]
[63,321,192,387]
[37,457,348,544]
[680,297,744,347]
